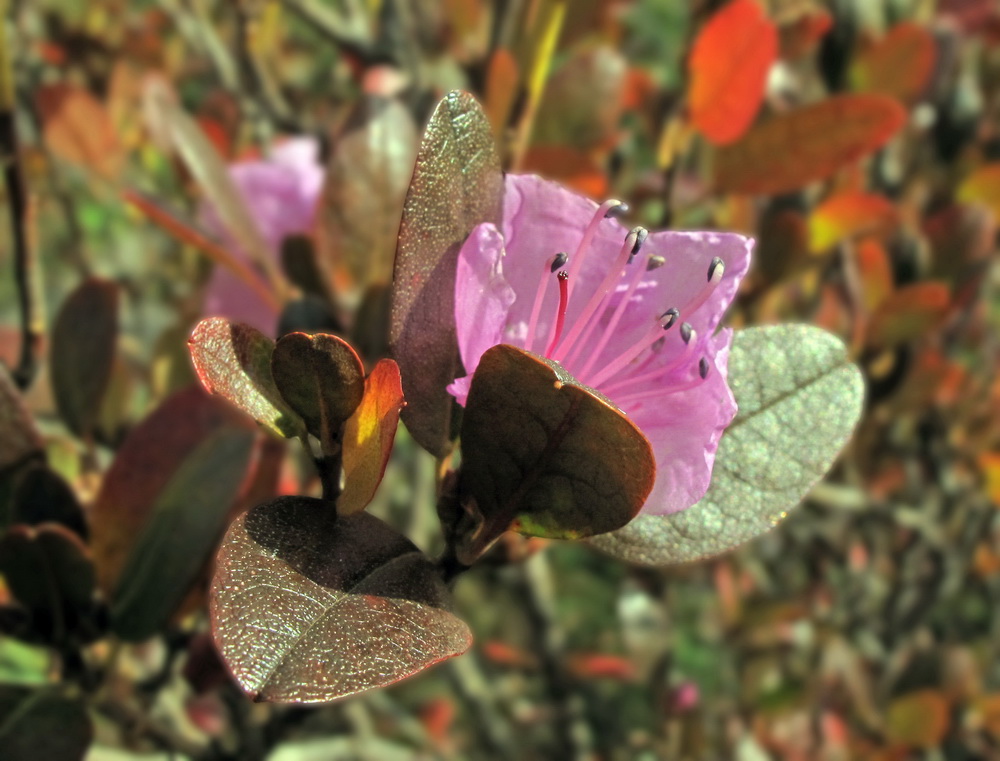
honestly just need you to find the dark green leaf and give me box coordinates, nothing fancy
[0,687,92,761]
[111,427,256,641]
[590,325,864,565]
[189,318,306,438]
[6,465,87,539]
[0,525,96,646]
[271,332,365,443]
[90,386,255,596]
[457,345,655,563]
[50,278,118,438]
[389,91,503,457]
[211,497,471,702]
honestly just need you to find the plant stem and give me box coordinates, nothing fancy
[0,0,39,389]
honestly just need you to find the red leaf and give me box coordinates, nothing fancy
[714,94,907,195]
[35,84,124,179]
[851,22,937,104]
[688,0,778,145]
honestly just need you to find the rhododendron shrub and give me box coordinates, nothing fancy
[187,92,863,703]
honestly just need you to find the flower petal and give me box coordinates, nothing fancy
[449,223,515,405]
[621,329,738,515]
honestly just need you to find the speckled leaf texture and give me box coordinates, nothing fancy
[189,318,306,438]
[211,497,471,703]
[591,325,864,565]
[389,91,503,457]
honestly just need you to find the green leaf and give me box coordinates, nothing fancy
[189,318,306,438]
[0,687,92,761]
[211,497,472,702]
[271,332,365,444]
[590,325,864,565]
[0,525,97,647]
[319,97,418,291]
[389,90,504,457]
[50,278,118,439]
[111,427,256,641]
[457,345,655,563]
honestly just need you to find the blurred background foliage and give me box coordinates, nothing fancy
[3,0,1000,759]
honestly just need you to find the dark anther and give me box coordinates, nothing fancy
[646,255,666,271]
[630,227,648,256]
[707,256,724,282]
[550,252,568,272]
[660,308,679,329]
[699,357,710,379]
[604,201,629,219]
[680,322,693,343]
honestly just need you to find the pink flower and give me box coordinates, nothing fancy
[449,174,753,516]
[200,137,325,333]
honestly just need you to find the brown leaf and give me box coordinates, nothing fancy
[35,83,124,179]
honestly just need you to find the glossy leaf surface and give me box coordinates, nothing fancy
[714,95,906,195]
[111,427,256,641]
[458,345,655,562]
[271,332,365,442]
[50,278,118,439]
[211,497,471,702]
[591,325,863,565]
[390,91,503,457]
[688,0,777,145]
[189,318,306,438]
[339,359,405,516]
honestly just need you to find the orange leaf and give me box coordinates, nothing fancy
[714,94,906,195]
[866,282,950,347]
[338,359,406,515]
[971,694,1000,739]
[809,191,898,252]
[481,640,537,668]
[978,453,1000,505]
[854,238,894,312]
[780,8,833,60]
[521,145,608,198]
[567,653,636,681]
[35,84,124,180]
[885,690,950,749]
[958,164,1000,219]
[688,0,777,145]
[851,22,937,104]
[485,47,519,136]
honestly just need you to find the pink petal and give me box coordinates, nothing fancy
[620,330,737,515]
[449,223,516,405]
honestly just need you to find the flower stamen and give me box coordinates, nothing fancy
[600,323,698,393]
[545,271,571,356]
[585,308,680,389]
[564,199,628,302]
[551,226,646,362]
[677,257,725,319]
[524,252,568,353]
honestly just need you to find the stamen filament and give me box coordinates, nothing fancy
[552,227,643,362]
[564,199,626,302]
[601,325,699,394]
[545,271,570,356]
[677,257,725,321]
[575,252,654,380]
[524,253,567,352]
[613,373,706,407]
[586,309,679,389]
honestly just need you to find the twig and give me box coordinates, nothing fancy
[0,0,39,389]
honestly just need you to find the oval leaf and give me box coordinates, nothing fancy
[885,690,950,749]
[808,191,898,253]
[6,465,87,539]
[50,278,119,440]
[271,332,365,442]
[458,345,655,562]
[111,427,256,641]
[0,687,92,761]
[36,83,123,180]
[688,0,778,145]
[590,325,863,565]
[866,282,950,347]
[189,318,306,438]
[90,386,255,595]
[390,91,504,457]
[317,98,417,293]
[339,359,405,516]
[850,22,937,104]
[714,95,906,195]
[211,497,472,702]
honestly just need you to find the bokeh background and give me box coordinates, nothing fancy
[3,0,1000,759]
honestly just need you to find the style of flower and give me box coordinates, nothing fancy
[200,136,325,333]
[449,174,753,516]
